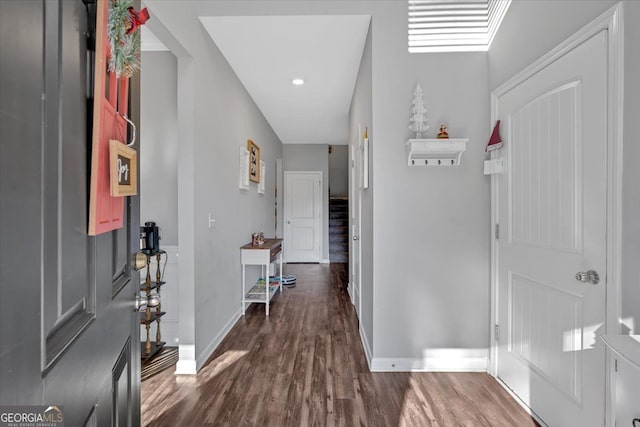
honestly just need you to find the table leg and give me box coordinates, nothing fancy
[265,263,270,316]
[279,252,283,293]
[241,264,246,315]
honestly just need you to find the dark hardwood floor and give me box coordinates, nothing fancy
[141,263,538,426]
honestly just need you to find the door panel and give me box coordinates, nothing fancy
[284,172,322,262]
[42,0,96,372]
[497,31,607,426]
[0,1,140,425]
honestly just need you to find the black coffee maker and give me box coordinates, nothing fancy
[140,221,161,254]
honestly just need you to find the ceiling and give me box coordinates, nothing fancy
[199,15,371,145]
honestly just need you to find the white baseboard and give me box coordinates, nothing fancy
[351,286,359,307]
[495,378,548,426]
[371,349,488,372]
[320,258,330,264]
[175,344,197,375]
[195,308,242,371]
[359,323,373,370]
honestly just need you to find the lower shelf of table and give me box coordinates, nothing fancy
[243,285,281,304]
[141,341,166,361]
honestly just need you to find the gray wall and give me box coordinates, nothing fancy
[144,5,284,369]
[621,0,640,334]
[488,0,616,90]
[329,145,349,197]
[489,0,639,335]
[283,144,330,261]
[349,23,373,355]
[147,0,493,366]
[370,3,490,361]
[140,51,178,245]
[192,27,283,365]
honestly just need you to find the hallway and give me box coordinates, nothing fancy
[141,264,538,426]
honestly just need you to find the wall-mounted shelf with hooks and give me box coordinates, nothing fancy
[405,138,468,166]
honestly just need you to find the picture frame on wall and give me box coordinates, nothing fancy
[258,160,266,194]
[362,136,369,189]
[109,140,138,197]
[239,145,250,190]
[248,139,260,183]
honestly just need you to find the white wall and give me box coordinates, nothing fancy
[140,51,178,245]
[489,0,640,335]
[348,23,374,359]
[329,145,349,198]
[283,144,330,261]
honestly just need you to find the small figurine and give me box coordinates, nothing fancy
[437,124,449,139]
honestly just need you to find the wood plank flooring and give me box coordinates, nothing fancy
[141,263,539,426]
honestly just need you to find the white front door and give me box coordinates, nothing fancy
[284,171,322,262]
[496,31,607,426]
[350,136,362,315]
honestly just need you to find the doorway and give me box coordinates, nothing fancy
[492,23,617,426]
[284,171,323,263]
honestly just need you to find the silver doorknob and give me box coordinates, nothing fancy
[353,236,359,241]
[135,292,146,311]
[575,270,599,285]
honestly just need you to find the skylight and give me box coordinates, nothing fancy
[408,0,511,53]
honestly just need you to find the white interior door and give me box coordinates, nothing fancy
[496,31,607,427]
[350,137,362,315]
[284,171,322,262]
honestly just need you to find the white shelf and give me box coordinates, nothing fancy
[244,283,280,303]
[405,138,468,166]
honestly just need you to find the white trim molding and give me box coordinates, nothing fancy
[488,0,624,409]
[196,308,242,372]
[359,323,373,370]
[371,349,488,372]
[175,344,197,375]
[495,378,549,426]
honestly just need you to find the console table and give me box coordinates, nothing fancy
[240,238,283,316]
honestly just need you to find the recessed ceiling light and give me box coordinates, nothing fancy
[292,78,304,86]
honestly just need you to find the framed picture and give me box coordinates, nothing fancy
[362,137,369,189]
[247,139,260,183]
[258,160,266,194]
[239,145,249,190]
[109,140,137,196]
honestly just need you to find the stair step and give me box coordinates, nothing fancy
[329,198,348,205]
[329,227,348,235]
[329,251,349,262]
[330,235,348,243]
[329,219,348,227]
[329,212,348,219]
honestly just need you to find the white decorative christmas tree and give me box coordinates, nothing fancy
[409,83,429,139]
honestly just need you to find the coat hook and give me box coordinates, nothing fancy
[124,115,136,147]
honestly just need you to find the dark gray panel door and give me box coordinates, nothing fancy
[0,1,141,425]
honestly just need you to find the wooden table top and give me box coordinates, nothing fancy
[240,238,283,250]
